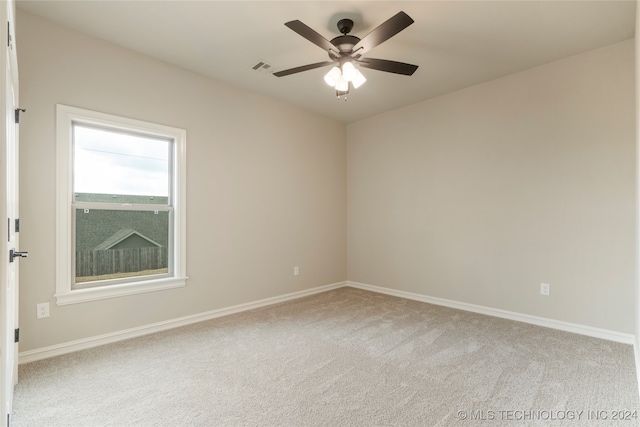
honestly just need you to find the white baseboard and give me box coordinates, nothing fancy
[19,281,346,364]
[20,279,635,364]
[347,281,636,345]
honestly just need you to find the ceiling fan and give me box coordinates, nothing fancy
[273,11,419,99]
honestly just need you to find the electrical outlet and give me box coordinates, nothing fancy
[293,266,299,276]
[37,303,50,319]
[540,283,550,296]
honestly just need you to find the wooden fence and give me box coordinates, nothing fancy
[76,247,168,278]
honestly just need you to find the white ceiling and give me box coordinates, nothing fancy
[16,1,636,124]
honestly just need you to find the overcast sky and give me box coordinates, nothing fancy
[73,125,170,197]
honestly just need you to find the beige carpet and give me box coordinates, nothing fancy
[12,287,640,426]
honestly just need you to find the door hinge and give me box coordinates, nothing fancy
[15,218,20,233]
[15,108,25,124]
[7,22,11,49]
[14,328,19,343]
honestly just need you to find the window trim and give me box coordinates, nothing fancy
[55,104,187,305]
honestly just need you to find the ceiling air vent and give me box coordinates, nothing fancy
[251,60,273,74]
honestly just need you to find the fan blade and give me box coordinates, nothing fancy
[285,20,339,54]
[352,11,414,55]
[357,58,418,76]
[273,61,335,77]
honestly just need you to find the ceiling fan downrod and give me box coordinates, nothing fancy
[336,18,354,35]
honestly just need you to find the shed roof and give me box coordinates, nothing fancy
[93,229,162,250]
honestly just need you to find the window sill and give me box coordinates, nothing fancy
[54,276,188,306]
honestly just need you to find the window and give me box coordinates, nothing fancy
[56,105,187,305]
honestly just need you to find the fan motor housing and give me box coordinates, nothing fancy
[329,35,361,54]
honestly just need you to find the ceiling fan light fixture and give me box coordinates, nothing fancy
[341,61,356,81]
[352,69,367,89]
[275,11,419,100]
[323,66,341,87]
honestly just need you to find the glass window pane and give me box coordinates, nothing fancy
[74,208,170,285]
[73,124,170,204]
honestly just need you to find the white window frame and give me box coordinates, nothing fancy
[55,105,187,305]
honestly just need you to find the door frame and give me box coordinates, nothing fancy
[0,0,19,425]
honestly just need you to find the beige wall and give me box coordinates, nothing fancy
[17,11,347,351]
[348,40,636,333]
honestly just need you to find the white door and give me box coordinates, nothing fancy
[0,1,21,425]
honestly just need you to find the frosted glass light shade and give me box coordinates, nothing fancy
[352,69,367,89]
[335,75,349,92]
[341,62,356,81]
[324,67,341,87]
